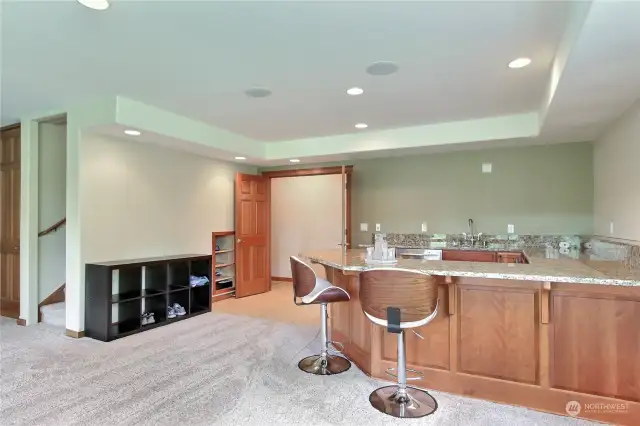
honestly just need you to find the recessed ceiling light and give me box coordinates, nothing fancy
[508,57,532,69]
[366,61,399,76]
[77,0,110,10]
[124,130,141,136]
[245,87,272,98]
[289,159,300,163]
[235,156,246,160]
[346,87,364,96]
[355,123,368,129]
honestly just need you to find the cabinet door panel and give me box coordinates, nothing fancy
[348,277,370,353]
[458,285,538,384]
[328,269,351,344]
[382,285,450,370]
[552,294,640,401]
[443,250,496,263]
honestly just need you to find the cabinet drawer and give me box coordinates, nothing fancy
[497,252,526,264]
[442,250,496,262]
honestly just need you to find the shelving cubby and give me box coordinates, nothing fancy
[85,254,212,342]
[212,231,236,303]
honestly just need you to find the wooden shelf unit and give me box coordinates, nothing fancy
[212,231,236,302]
[84,254,212,342]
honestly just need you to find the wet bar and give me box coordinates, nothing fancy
[304,248,640,425]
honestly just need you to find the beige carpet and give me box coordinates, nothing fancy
[213,281,320,326]
[0,314,596,426]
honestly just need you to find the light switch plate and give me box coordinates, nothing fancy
[360,223,368,232]
[610,221,614,234]
[421,222,428,232]
[375,223,381,232]
[508,224,515,233]
[482,163,492,173]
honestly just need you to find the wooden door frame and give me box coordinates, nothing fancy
[3,120,42,327]
[261,166,353,282]
[1,123,21,132]
[0,123,22,321]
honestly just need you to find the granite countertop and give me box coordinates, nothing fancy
[359,241,573,253]
[303,247,640,287]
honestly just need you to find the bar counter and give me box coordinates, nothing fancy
[303,248,640,425]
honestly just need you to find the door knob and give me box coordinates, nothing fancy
[237,239,242,243]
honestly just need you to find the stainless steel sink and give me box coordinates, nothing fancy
[396,248,443,260]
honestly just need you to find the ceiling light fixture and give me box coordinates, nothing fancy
[235,156,246,160]
[366,61,399,76]
[289,159,300,163]
[245,87,272,98]
[508,57,532,69]
[355,123,368,129]
[77,0,110,10]
[124,129,141,136]
[346,87,364,96]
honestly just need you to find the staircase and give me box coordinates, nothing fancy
[40,302,66,328]
[37,218,67,328]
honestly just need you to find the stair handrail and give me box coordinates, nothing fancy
[38,218,66,237]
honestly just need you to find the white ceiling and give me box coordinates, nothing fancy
[540,0,640,142]
[2,1,568,138]
[2,0,639,160]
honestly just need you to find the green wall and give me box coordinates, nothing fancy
[261,142,594,246]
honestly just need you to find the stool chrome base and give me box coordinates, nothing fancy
[369,385,438,418]
[298,354,351,375]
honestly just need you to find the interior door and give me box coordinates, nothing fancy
[235,173,270,298]
[0,126,21,319]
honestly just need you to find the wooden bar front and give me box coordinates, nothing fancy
[323,265,640,425]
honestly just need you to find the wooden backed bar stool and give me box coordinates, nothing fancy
[290,256,351,375]
[360,268,440,418]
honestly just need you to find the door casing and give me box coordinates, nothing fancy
[0,124,22,319]
[261,165,353,283]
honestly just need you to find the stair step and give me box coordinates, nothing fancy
[40,302,66,328]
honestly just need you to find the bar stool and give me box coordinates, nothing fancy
[290,256,351,375]
[360,268,440,418]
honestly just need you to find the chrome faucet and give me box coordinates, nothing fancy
[467,219,475,245]
[465,219,483,246]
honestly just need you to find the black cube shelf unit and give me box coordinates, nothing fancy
[85,254,212,342]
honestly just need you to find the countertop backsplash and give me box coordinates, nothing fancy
[370,232,640,269]
[373,233,585,249]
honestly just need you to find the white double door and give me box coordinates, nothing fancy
[271,173,346,280]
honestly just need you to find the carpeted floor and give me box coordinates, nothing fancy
[0,313,596,426]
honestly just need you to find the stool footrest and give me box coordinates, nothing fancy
[385,367,425,381]
[329,341,345,354]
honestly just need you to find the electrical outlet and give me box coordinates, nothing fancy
[421,222,428,232]
[375,223,381,232]
[610,221,614,235]
[482,163,492,173]
[508,224,515,234]
[360,223,368,232]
